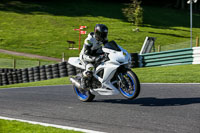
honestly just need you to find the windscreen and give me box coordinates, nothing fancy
[104,41,121,51]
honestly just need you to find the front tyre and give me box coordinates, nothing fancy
[73,85,95,102]
[119,70,140,100]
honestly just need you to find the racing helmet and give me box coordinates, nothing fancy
[94,24,108,42]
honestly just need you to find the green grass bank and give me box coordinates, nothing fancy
[0,53,56,68]
[134,64,200,83]
[0,0,199,59]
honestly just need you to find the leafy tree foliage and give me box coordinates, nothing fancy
[122,0,143,26]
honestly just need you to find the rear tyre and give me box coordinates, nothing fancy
[73,85,95,102]
[119,70,140,100]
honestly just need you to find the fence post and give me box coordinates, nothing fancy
[196,36,199,47]
[38,60,41,66]
[158,45,161,52]
[62,53,65,62]
[13,59,16,69]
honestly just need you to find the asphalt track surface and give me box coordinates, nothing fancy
[0,84,199,133]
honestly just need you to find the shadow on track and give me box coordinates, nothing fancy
[94,97,200,106]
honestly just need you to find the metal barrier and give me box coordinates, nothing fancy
[139,47,200,67]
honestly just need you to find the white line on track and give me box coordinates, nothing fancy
[0,116,106,133]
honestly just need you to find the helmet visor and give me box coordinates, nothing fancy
[95,31,108,41]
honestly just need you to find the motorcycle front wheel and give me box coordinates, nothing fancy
[73,85,95,102]
[119,70,140,100]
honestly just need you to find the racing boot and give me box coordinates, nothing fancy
[80,70,93,90]
[80,76,87,90]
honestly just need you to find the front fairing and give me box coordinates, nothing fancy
[118,45,131,64]
[102,46,131,65]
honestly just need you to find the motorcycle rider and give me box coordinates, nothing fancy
[79,24,108,90]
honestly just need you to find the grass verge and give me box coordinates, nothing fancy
[133,64,200,83]
[0,77,70,89]
[0,119,82,133]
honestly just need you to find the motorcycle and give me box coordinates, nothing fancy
[68,41,140,102]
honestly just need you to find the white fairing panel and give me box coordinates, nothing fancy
[102,47,131,65]
[68,57,85,70]
[92,59,120,95]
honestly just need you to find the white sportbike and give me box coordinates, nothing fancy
[68,41,140,102]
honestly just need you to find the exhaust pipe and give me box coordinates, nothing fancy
[70,78,81,89]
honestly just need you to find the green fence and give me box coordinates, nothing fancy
[139,47,200,67]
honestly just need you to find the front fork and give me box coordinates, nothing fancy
[117,72,133,92]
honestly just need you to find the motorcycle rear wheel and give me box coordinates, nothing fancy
[119,70,140,100]
[73,85,95,102]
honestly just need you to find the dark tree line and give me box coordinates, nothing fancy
[1,0,200,11]
[97,0,200,11]
[175,0,200,10]
[136,0,200,11]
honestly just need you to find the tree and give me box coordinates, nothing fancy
[122,0,143,27]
